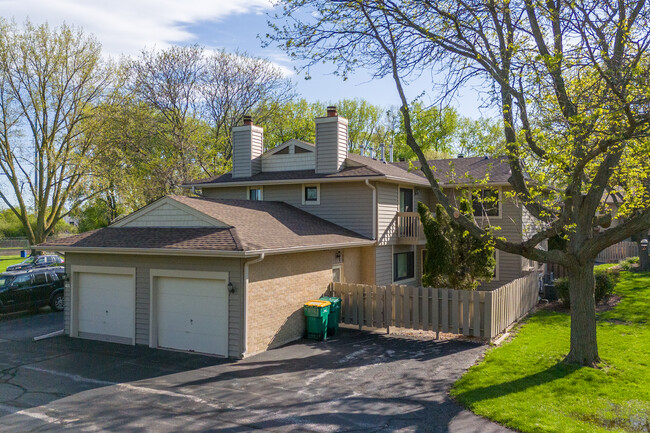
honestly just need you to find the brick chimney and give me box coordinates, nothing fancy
[232,116,263,178]
[315,106,348,174]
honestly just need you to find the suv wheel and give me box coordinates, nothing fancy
[50,292,64,312]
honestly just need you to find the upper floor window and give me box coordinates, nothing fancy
[302,184,320,205]
[248,186,263,201]
[399,187,414,212]
[472,188,500,217]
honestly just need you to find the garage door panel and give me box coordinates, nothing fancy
[156,276,228,356]
[77,272,134,341]
[158,294,224,318]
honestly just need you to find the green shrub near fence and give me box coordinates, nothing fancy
[555,269,616,307]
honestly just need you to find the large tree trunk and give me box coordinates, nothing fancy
[565,262,600,366]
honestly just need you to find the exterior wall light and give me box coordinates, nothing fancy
[228,282,235,294]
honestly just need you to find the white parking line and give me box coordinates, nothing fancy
[21,365,225,410]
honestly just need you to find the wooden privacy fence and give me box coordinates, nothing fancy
[329,272,539,340]
[596,241,638,263]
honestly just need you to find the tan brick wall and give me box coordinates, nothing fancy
[246,246,374,355]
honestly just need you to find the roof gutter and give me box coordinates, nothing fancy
[365,179,377,240]
[242,253,264,358]
[181,175,430,189]
[37,240,376,257]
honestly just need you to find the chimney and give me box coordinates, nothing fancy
[389,144,394,162]
[315,106,348,174]
[232,116,263,178]
[379,143,386,162]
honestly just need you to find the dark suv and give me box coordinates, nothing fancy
[6,255,64,272]
[0,267,65,313]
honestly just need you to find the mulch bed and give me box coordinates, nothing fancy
[536,294,622,313]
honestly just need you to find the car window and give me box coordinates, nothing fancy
[13,274,31,288]
[33,273,47,285]
[0,277,7,287]
[35,257,46,265]
[47,272,60,282]
[21,257,35,265]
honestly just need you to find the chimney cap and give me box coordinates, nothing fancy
[243,115,253,126]
[326,106,338,117]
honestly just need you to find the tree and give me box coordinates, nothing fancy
[419,200,496,290]
[269,1,650,366]
[393,102,458,159]
[0,20,111,246]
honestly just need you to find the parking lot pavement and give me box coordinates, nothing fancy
[0,313,513,433]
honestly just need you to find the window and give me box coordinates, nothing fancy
[47,272,60,282]
[393,251,415,282]
[472,189,500,217]
[302,184,320,205]
[248,186,263,201]
[35,257,46,265]
[13,274,31,288]
[33,273,47,285]
[294,145,312,154]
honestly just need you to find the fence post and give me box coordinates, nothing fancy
[484,291,493,339]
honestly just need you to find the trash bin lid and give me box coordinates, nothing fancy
[305,300,331,307]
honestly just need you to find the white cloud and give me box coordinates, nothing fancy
[0,0,274,56]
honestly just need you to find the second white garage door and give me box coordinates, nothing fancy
[155,275,228,356]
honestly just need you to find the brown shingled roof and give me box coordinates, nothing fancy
[391,156,512,185]
[168,195,372,251]
[39,196,373,254]
[39,227,240,251]
[183,143,428,187]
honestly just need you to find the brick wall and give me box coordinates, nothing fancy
[246,246,373,355]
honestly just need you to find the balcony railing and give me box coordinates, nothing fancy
[396,212,424,244]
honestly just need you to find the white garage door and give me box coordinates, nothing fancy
[78,272,135,342]
[156,276,228,356]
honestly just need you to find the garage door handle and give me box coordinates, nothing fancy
[105,310,109,315]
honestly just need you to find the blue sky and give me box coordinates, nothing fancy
[0,0,493,117]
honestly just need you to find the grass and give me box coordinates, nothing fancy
[451,271,650,433]
[0,255,24,272]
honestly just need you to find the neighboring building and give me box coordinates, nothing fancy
[39,107,538,359]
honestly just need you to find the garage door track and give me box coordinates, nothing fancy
[0,313,512,432]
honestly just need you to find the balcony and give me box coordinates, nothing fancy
[396,212,425,244]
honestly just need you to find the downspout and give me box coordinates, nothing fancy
[365,179,377,240]
[241,253,265,358]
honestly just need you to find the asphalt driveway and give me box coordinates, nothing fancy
[0,312,512,432]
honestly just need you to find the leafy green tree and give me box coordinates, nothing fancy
[269,1,650,366]
[394,102,457,159]
[418,200,495,290]
[0,20,112,246]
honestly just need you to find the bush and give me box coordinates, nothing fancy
[554,270,615,307]
[594,270,615,302]
[555,278,570,306]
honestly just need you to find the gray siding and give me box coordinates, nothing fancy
[202,186,247,200]
[121,202,214,227]
[232,125,263,178]
[375,245,393,286]
[262,152,314,172]
[315,117,347,174]
[64,253,244,358]
[377,182,398,245]
[261,182,373,238]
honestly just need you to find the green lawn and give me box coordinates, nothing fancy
[451,271,650,433]
[0,255,24,272]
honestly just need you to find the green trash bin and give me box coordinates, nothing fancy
[319,296,341,336]
[304,300,331,341]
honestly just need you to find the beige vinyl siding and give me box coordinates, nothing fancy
[262,152,315,172]
[375,245,393,286]
[64,253,244,358]
[120,202,214,227]
[261,182,373,238]
[315,118,347,174]
[202,186,247,200]
[232,126,263,178]
[377,182,398,245]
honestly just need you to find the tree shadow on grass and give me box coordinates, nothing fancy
[452,361,581,407]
